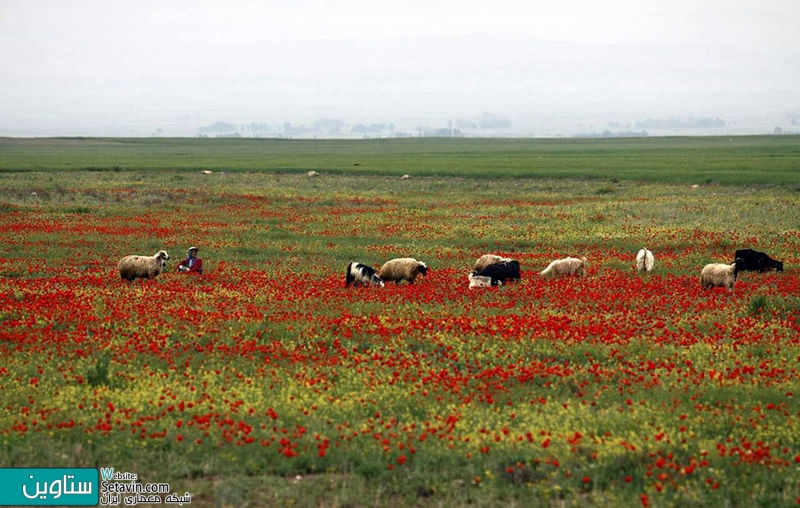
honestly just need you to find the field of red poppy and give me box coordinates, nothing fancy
[1,138,800,507]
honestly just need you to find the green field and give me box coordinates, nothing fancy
[1,136,800,507]
[2,135,799,184]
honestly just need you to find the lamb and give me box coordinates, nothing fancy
[468,273,502,288]
[345,262,384,287]
[118,250,170,282]
[473,254,512,273]
[539,256,587,277]
[636,248,655,272]
[378,258,429,284]
[700,258,746,290]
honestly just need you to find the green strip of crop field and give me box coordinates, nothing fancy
[1,135,798,185]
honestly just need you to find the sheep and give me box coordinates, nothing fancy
[636,248,655,272]
[378,258,429,284]
[700,258,746,290]
[474,260,521,283]
[468,273,501,288]
[539,256,587,277]
[118,250,170,281]
[345,262,384,287]
[473,254,512,273]
[734,248,784,272]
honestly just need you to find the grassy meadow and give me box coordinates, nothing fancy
[2,135,800,184]
[1,136,800,507]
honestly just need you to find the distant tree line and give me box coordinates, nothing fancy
[456,112,512,130]
[350,123,395,135]
[634,117,726,129]
[573,130,649,139]
[196,112,511,138]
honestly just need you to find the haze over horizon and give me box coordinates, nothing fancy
[1,1,798,138]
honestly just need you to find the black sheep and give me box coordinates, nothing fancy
[474,260,521,283]
[734,249,784,272]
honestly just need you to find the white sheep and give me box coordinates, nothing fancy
[468,273,501,288]
[636,248,655,272]
[700,258,745,290]
[539,256,587,277]
[473,254,512,273]
[118,250,170,282]
[379,258,429,284]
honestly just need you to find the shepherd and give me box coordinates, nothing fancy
[177,246,203,274]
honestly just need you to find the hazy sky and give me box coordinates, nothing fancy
[1,0,798,136]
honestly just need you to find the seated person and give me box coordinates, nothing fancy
[177,246,203,274]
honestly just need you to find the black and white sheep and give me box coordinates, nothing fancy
[118,250,170,281]
[473,254,512,273]
[700,258,746,290]
[539,256,587,277]
[345,262,384,287]
[474,260,521,283]
[734,248,784,272]
[636,248,655,272]
[468,273,501,288]
[378,258,429,284]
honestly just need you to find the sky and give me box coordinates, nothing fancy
[1,0,798,137]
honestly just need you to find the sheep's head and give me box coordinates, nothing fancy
[469,273,502,288]
[370,274,385,287]
[415,262,429,277]
[733,258,746,275]
[776,260,784,272]
[468,273,491,288]
[156,250,170,269]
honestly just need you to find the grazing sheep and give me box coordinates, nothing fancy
[700,258,746,290]
[379,258,429,284]
[307,170,320,177]
[468,273,501,288]
[345,262,384,287]
[539,256,587,277]
[473,254,512,273]
[636,248,655,272]
[118,250,170,282]
[474,260,521,283]
[734,248,784,272]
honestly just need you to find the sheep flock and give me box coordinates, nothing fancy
[344,247,782,292]
[117,246,784,295]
